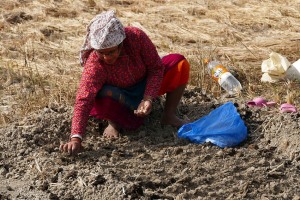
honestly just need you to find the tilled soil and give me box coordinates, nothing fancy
[1,88,300,200]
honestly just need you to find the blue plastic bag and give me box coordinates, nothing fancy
[178,102,247,148]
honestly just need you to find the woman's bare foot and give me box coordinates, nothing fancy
[103,121,120,139]
[161,115,189,128]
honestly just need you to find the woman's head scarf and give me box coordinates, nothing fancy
[79,10,126,66]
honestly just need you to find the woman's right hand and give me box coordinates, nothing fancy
[59,138,82,155]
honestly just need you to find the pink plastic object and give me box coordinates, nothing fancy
[247,97,276,108]
[280,103,297,113]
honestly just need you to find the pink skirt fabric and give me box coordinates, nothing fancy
[90,97,144,130]
[90,53,189,130]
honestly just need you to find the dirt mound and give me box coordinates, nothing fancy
[1,89,299,199]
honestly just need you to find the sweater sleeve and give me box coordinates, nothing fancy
[71,52,106,136]
[137,29,164,98]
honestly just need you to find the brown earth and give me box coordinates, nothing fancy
[1,0,300,199]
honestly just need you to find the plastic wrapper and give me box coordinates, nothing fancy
[178,102,247,148]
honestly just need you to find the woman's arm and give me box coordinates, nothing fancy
[71,52,106,138]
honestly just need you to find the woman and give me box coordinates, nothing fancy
[60,10,190,155]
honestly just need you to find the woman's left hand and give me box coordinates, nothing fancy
[134,99,152,117]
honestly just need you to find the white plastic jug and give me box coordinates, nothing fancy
[286,59,300,81]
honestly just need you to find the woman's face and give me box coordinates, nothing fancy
[96,45,121,65]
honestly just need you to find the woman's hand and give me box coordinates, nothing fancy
[134,99,153,117]
[59,138,82,155]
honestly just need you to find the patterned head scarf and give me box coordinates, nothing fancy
[79,10,126,66]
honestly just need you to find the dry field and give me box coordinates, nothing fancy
[1,0,300,199]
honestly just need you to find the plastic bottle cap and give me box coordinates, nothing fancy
[204,58,209,65]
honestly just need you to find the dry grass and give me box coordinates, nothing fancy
[1,0,300,125]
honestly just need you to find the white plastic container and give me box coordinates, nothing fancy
[285,59,300,81]
[206,60,242,95]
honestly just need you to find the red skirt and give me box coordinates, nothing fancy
[90,53,190,130]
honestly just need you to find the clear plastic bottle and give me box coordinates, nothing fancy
[205,59,242,95]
